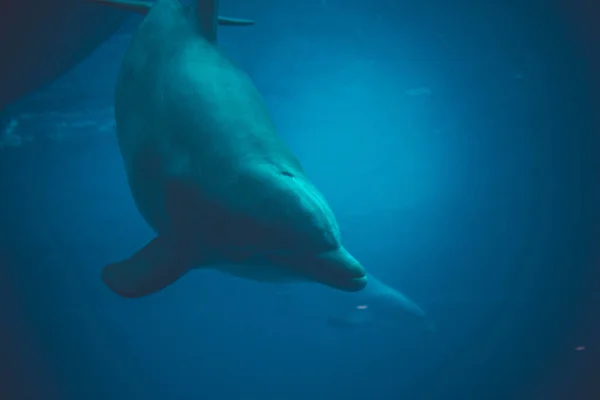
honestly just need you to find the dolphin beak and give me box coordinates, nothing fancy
[311,246,367,292]
[263,246,368,292]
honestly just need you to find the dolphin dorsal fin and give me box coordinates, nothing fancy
[88,0,255,35]
[194,0,256,41]
[88,0,153,14]
[195,0,218,42]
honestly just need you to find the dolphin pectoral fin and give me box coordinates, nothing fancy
[102,236,189,298]
[217,17,255,26]
[88,0,153,15]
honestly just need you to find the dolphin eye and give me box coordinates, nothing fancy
[281,171,294,178]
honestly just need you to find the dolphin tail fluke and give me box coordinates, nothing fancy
[101,236,189,298]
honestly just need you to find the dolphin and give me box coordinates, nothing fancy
[0,1,126,110]
[270,273,434,333]
[93,0,368,298]
[324,274,435,333]
[88,0,256,27]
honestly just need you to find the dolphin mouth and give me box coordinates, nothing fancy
[348,275,368,291]
[317,273,367,292]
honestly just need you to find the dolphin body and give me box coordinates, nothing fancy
[94,0,368,298]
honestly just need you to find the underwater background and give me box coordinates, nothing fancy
[1,0,599,399]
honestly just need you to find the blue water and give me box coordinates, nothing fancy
[1,1,598,399]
